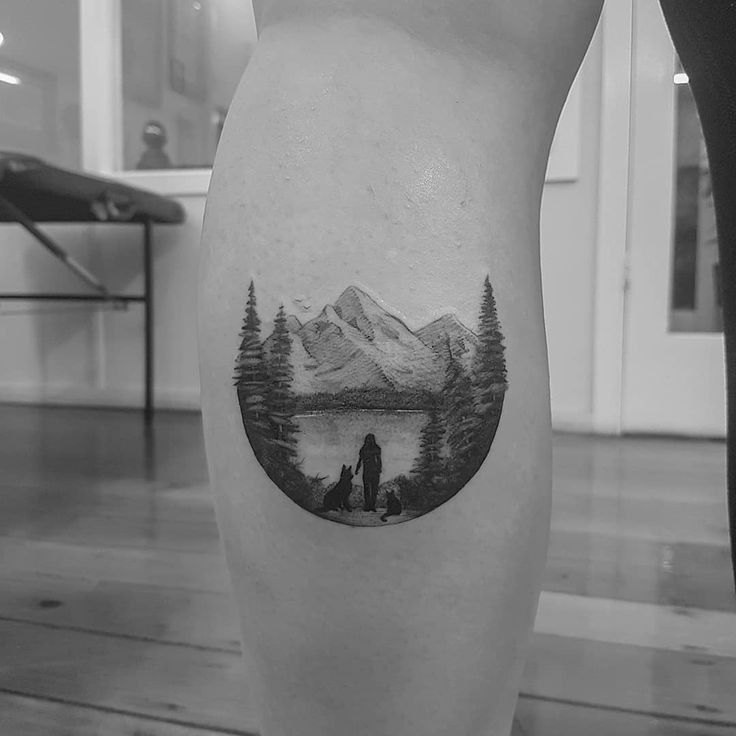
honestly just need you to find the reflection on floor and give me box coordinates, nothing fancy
[0,406,734,735]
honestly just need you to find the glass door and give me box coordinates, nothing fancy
[622,0,725,436]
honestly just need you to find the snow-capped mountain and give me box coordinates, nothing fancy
[264,286,477,400]
[416,313,478,371]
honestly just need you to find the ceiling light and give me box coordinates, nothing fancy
[674,72,689,85]
[0,71,21,86]
[0,31,5,47]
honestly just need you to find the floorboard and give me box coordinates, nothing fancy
[3,692,733,736]
[1,619,256,734]
[4,618,736,730]
[0,577,241,651]
[515,695,736,736]
[0,692,254,736]
[0,537,230,592]
[545,531,735,611]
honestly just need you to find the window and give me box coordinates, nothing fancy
[0,1,255,191]
[0,0,81,169]
[669,59,721,333]
[121,0,253,171]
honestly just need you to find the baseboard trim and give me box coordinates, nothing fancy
[551,409,596,434]
[0,384,201,411]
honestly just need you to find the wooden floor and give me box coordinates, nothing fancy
[1,405,734,735]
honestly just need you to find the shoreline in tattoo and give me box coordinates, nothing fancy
[234,278,508,526]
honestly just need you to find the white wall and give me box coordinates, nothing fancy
[121,0,255,169]
[0,199,203,409]
[0,29,603,430]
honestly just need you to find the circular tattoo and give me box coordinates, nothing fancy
[235,277,507,526]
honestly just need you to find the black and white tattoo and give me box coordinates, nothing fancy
[235,278,507,526]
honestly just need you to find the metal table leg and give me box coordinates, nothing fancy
[143,218,154,426]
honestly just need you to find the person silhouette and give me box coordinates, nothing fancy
[356,433,382,512]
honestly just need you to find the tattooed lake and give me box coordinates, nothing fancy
[294,410,427,485]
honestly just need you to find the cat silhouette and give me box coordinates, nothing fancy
[380,490,402,522]
[320,465,354,512]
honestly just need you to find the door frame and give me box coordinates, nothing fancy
[591,0,634,434]
[591,0,726,437]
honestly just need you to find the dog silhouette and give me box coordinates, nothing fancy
[320,465,354,512]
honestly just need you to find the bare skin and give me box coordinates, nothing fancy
[199,2,603,734]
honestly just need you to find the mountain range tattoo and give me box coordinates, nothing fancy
[234,278,508,526]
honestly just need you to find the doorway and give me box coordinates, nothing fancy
[621,0,725,437]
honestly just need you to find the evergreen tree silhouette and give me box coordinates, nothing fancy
[472,275,508,421]
[443,346,480,484]
[265,305,300,475]
[411,405,446,495]
[234,280,270,460]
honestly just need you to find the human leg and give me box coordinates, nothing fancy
[362,474,370,512]
[199,2,603,734]
[371,476,378,512]
[658,0,736,590]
